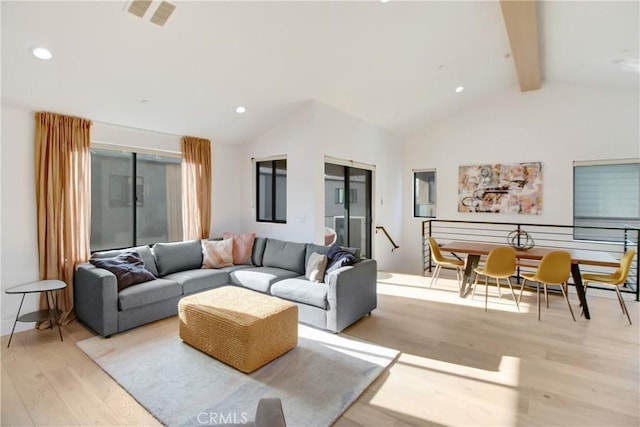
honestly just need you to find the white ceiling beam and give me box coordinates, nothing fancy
[500,0,542,92]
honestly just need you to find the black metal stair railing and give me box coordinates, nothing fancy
[376,226,400,252]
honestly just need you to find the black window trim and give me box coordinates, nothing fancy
[90,146,182,251]
[413,168,437,218]
[256,158,287,224]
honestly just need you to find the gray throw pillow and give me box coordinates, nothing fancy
[153,240,203,276]
[305,252,328,283]
[89,251,155,291]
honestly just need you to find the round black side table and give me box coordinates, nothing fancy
[5,279,66,348]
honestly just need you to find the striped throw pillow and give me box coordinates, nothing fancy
[202,238,234,268]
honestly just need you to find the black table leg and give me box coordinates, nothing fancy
[460,254,480,298]
[571,263,590,319]
[7,294,26,348]
[47,291,63,342]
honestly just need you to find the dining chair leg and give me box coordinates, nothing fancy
[517,279,527,304]
[484,276,489,312]
[559,282,576,321]
[544,283,549,308]
[506,277,520,311]
[429,264,441,289]
[612,285,627,313]
[472,274,480,299]
[496,278,502,298]
[456,267,463,291]
[614,286,632,325]
[537,282,541,321]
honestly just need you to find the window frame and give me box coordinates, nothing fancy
[413,169,437,218]
[89,145,182,251]
[573,159,640,242]
[255,157,287,224]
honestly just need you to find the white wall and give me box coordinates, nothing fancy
[401,82,640,274]
[0,107,242,334]
[1,106,40,335]
[240,101,405,271]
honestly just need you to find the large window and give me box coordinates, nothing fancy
[574,160,640,241]
[256,158,287,223]
[414,170,436,218]
[90,148,182,251]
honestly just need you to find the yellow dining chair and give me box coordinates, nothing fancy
[581,249,636,325]
[428,237,465,290]
[472,246,519,312]
[517,251,575,322]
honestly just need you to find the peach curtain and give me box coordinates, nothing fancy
[181,136,211,240]
[35,112,92,325]
[165,162,183,241]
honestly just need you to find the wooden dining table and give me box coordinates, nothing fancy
[439,241,621,319]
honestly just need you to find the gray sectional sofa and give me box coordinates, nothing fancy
[74,237,377,337]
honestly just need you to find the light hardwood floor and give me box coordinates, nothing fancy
[2,272,638,426]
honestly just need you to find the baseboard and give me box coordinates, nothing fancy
[1,319,36,337]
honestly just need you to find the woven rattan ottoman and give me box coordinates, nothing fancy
[178,286,298,373]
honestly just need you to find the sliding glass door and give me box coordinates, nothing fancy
[324,163,372,257]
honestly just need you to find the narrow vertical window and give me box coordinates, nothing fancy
[414,170,436,218]
[257,158,287,223]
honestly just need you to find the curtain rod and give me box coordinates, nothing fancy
[91,119,185,138]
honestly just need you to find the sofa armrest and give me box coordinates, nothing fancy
[74,263,118,337]
[325,258,377,333]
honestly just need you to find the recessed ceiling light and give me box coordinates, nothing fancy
[31,47,52,60]
[140,99,150,104]
[380,0,390,3]
[236,106,246,114]
[455,86,464,93]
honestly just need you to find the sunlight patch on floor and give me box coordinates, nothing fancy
[368,352,521,426]
[377,271,533,314]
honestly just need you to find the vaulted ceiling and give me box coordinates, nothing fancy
[2,1,638,144]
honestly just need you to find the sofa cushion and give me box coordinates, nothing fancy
[223,232,256,265]
[230,267,299,293]
[163,268,230,295]
[118,278,182,311]
[90,252,156,292]
[202,238,234,268]
[218,264,255,274]
[305,243,330,266]
[262,239,307,275]
[305,252,328,283]
[92,245,159,277]
[251,237,268,267]
[153,240,203,276]
[270,278,329,309]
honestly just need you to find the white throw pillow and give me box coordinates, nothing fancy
[305,252,328,283]
[202,238,234,268]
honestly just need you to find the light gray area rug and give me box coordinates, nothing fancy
[77,320,398,427]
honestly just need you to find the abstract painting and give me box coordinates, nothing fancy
[458,162,543,214]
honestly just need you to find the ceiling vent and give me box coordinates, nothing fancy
[150,1,176,26]
[126,0,176,27]
[127,0,152,18]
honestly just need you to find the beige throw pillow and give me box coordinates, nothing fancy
[202,238,234,268]
[222,232,256,265]
[305,252,328,283]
